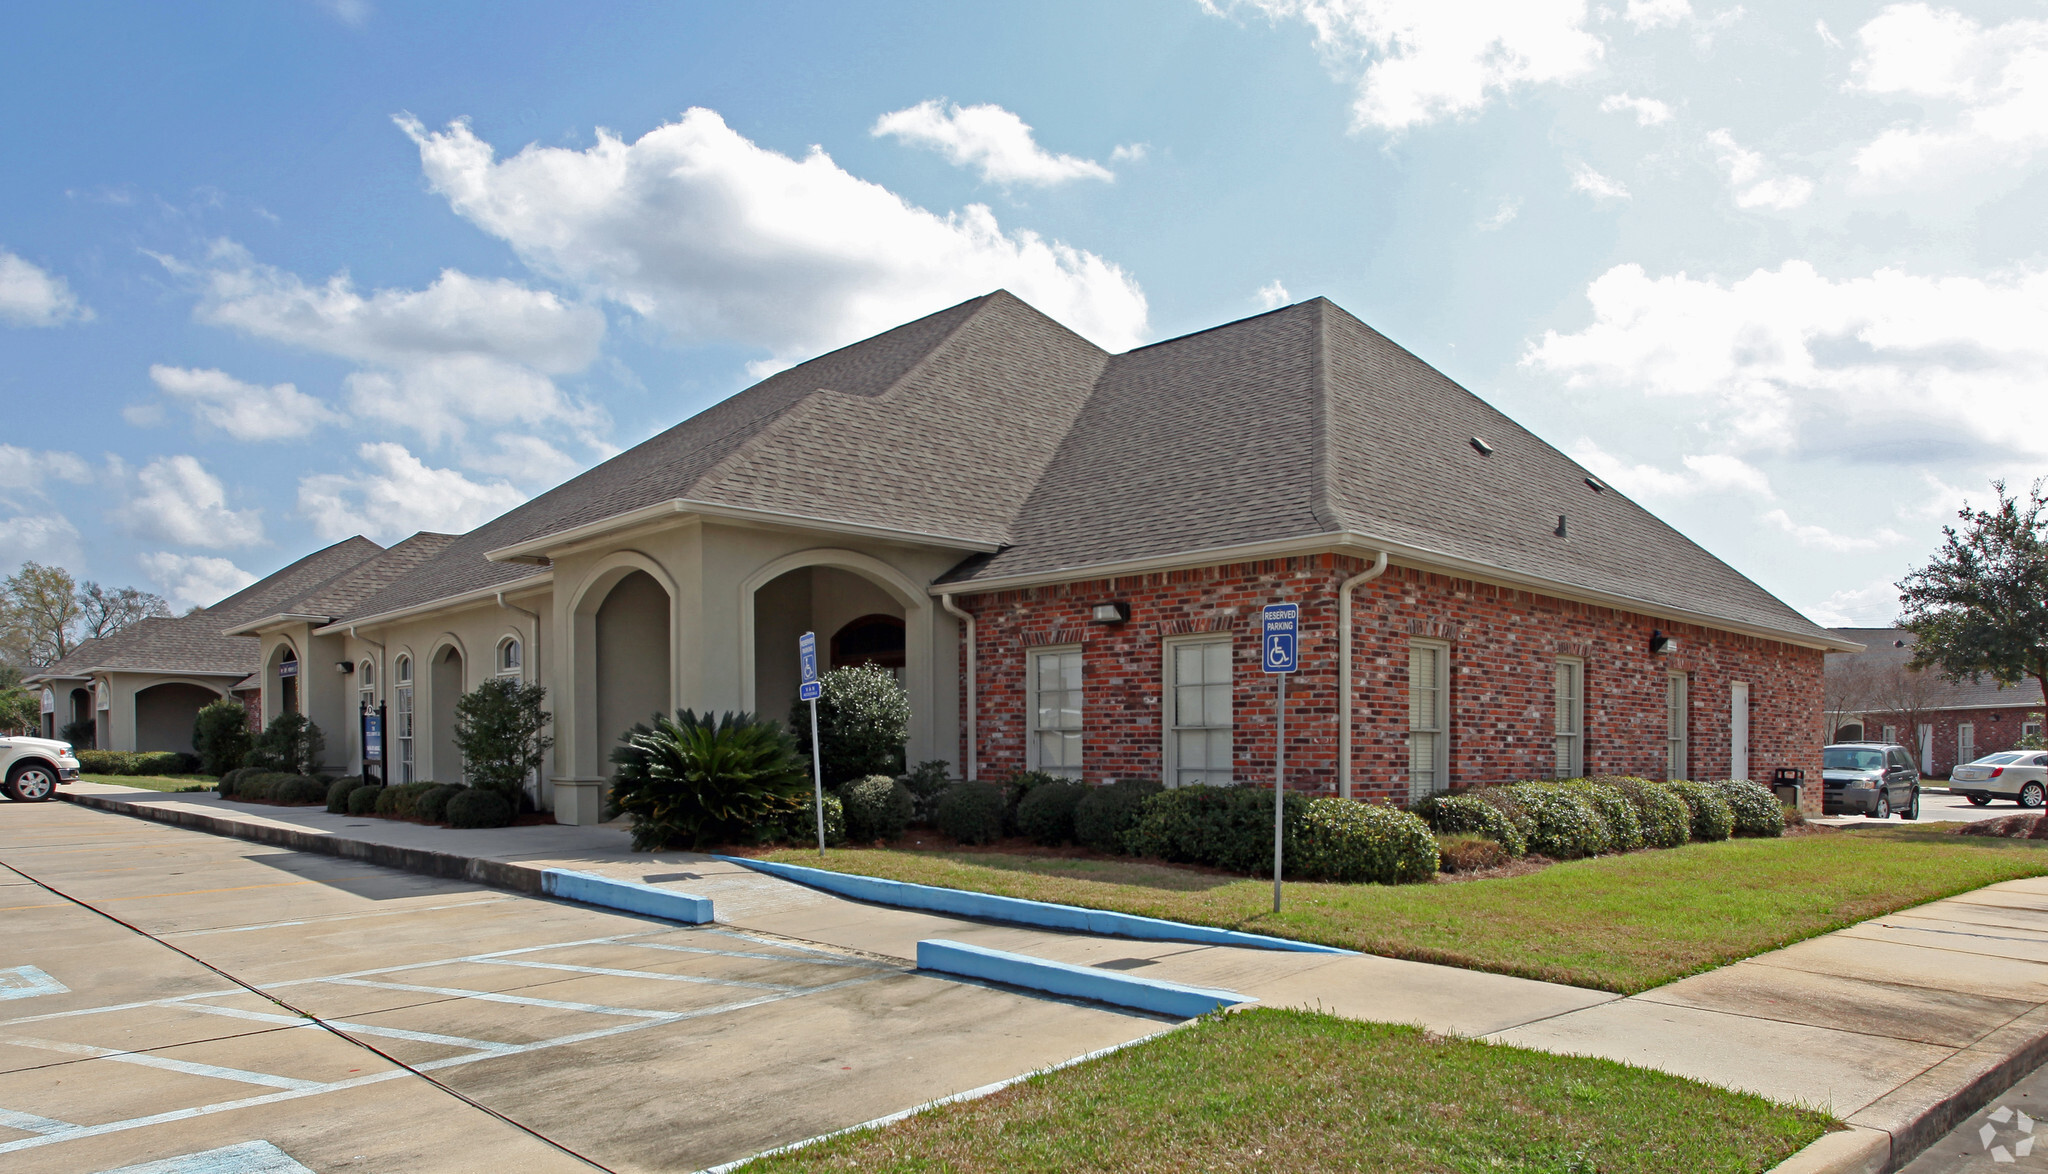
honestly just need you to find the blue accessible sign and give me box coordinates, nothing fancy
[1261,603,1298,674]
[799,631,821,701]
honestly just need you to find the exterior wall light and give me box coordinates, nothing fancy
[1090,602,1130,624]
[1650,631,1679,655]
[336,661,355,673]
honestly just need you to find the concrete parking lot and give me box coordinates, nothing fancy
[0,802,1166,1174]
[1813,788,2041,828]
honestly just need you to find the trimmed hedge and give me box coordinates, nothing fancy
[1557,779,1645,853]
[417,784,463,824]
[841,774,916,843]
[1016,779,1088,847]
[325,776,367,813]
[1001,771,1070,835]
[347,785,382,816]
[781,790,846,847]
[1589,776,1691,850]
[1497,784,1607,859]
[1413,792,1527,857]
[935,781,1006,845]
[1291,798,1437,884]
[447,788,513,829]
[1126,784,1304,876]
[1074,777,1161,855]
[1713,778,1785,838]
[274,776,326,805]
[76,749,200,777]
[897,760,953,823]
[1669,780,1736,842]
[375,781,439,820]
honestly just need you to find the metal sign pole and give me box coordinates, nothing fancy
[799,630,824,855]
[1260,601,1298,915]
[1274,668,1286,913]
[810,698,825,855]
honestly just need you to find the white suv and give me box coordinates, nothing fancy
[2,736,81,802]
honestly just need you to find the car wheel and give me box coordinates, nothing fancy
[4,763,58,802]
[1968,795,1993,807]
[1902,788,1920,821]
[2022,782,2046,809]
[1870,791,1891,819]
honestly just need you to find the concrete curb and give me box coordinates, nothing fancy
[916,939,1249,1018]
[718,856,1353,954]
[1766,1127,1889,1174]
[541,868,713,923]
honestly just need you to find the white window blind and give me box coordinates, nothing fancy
[1665,672,1688,781]
[395,656,415,785]
[1030,648,1083,779]
[1408,641,1448,801]
[1554,659,1584,778]
[1170,638,1233,787]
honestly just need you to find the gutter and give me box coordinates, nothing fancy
[220,612,333,638]
[1337,551,1390,800]
[939,594,976,781]
[312,572,553,635]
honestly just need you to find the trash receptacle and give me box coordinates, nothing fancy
[1771,767,1804,808]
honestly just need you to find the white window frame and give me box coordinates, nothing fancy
[395,655,415,785]
[1408,639,1450,802]
[2024,720,2043,741]
[1730,681,1750,782]
[1665,671,1688,782]
[497,636,523,680]
[1957,721,1975,766]
[1026,644,1084,780]
[1164,634,1234,788]
[1554,657,1585,779]
[1882,724,1899,745]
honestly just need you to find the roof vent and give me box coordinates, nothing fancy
[1584,477,1605,493]
[1469,436,1494,455]
[1554,514,1569,538]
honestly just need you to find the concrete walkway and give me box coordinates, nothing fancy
[60,782,2048,1172]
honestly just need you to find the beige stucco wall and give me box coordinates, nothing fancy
[90,672,236,754]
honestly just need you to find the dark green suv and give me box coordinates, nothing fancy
[1822,742,1920,819]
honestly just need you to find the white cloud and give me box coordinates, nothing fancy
[113,455,263,548]
[1478,197,1522,230]
[138,552,257,610]
[1255,280,1292,309]
[148,364,342,442]
[872,100,1114,186]
[1215,0,1603,130]
[1815,19,1842,49]
[459,433,587,487]
[0,250,91,327]
[1764,508,1904,552]
[1526,260,2048,460]
[0,445,92,493]
[1109,143,1149,163]
[182,242,606,444]
[1570,162,1631,201]
[400,110,1148,363]
[1624,0,1691,30]
[1850,4,2048,187]
[1570,440,1773,500]
[1805,578,1901,627]
[0,513,84,572]
[1706,129,1813,210]
[1599,93,1673,125]
[316,0,371,26]
[298,442,524,542]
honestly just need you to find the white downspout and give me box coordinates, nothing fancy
[497,592,546,808]
[939,593,976,781]
[1338,551,1390,800]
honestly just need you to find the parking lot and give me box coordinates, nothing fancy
[0,803,1165,1174]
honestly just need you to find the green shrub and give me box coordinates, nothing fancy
[219,766,259,797]
[453,677,553,802]
[131,750,194,775]
[1438,833,1509,873]
[1017,779,1088,846]
[608,709,810,851]
[272,776,324,805]
[75,749,131,775]
[1073,777,1163,854]
[347,784,382,815]
[1587,776,1691,849]
[1127,784,1303,876]
[58,718,94,747]
[791,664,911,785]
[840,774,915,842]
[1668,780,1735,842]
[374,781,438,819]
[237,771,295,802]
[416,784,464,824]
[1001,770,1069,835]
[447,788,513,829]
[935,781,1006,845]
[247,712,325,775]
[897,760,953,823]
[1292,798,1437,884]
[1556,779,1645,853]
[1714,779,1784,837]
[780,790,846,847]
[191,699,252,776]
[326,776,366,813]
[1414,792,1527,856]
[1499,784,1607,859]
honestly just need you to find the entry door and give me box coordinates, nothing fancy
[1730,682,1749,782]
[1957,723,1975,767]
[1918,724,1934,774]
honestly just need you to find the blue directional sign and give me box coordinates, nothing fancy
[1261,603,1298,674]
[363,714,382,761]
[798,631,821,701]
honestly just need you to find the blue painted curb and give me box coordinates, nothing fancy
[918,939,1249,1019]
[541,868,714,924]
[715,856,1351,954]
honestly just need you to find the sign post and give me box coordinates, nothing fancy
[799,632,824,855]
[1261,602,1298,913]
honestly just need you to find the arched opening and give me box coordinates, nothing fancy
[1834,722,1865,743]
[431,645,464,784]
[134,683,222,754]
[751,565,907,726]
[275,646,300,716]
[596,570,672,777]
[497,636,523,679]
[66,687,94,748]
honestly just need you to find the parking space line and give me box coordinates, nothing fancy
[315,977,683,1018]
[161,897,514,939]
[622,941,892,970]
[179,1002,521,1055]
[0,1106,77,1135]
[0,1069,415,1157]
[469,957,808,992]
[0,1033,324,1090]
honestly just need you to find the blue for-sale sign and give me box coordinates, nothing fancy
[1261,603,1298,674]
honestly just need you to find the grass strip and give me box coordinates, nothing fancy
[763,827,2048,993]
[78,773,216,793]
[739,1008,1831,1173]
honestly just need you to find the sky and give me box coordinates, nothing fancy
[3,1,2044,628]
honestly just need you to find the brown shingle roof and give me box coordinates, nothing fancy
[1828,627,2046,710]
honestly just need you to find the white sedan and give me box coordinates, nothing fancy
[1949,751,2048,808]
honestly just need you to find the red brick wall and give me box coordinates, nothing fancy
[1848,706,2045,777]
[953,554,1826,809]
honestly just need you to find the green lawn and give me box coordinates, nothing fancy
[738,1008,1831,1173]
[78,773,216,793]
[762,826,2048,993]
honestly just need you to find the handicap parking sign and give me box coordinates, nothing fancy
[799,632,822,700]
[1261,603,1298,674]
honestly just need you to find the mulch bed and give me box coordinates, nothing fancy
[1956,813,2048,839]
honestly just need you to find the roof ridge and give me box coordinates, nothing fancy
[1309,298,1337,532]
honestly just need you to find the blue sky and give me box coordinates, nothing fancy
[4,1,2044,626]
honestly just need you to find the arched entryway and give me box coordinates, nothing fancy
[267,643,301,720]
[1833,723,1865,743]
[66,687,93,747]
[430,645,464,784]
[135,682,222,754]
[744,551,925,739]
[595,570,672,774]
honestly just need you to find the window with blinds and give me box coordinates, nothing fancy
[1554,658,1584,778]
[1665,671,1688,781]
[1168,637,1233,787]
[1408,640,1449,801]
[394,657,415,786]
[1030,647,1083,779]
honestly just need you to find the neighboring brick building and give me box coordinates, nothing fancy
[1825,627,2046,779]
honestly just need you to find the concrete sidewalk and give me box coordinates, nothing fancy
[59,782,2048,1172]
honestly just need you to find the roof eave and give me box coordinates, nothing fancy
[220,612,333,637]
[483,498,1003,565]
[937,530,1861,653]
[312,571,554,635]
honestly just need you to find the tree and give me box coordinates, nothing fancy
[1823,656,1882,741]
[453,678,554,801]
[789,664,910,785]
[248,712,324,775]
[191,698,253,776]
[1869,661,1941,756]
[0,563,83,667]
[1898,479,2048,715]
[78,581,171,641]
